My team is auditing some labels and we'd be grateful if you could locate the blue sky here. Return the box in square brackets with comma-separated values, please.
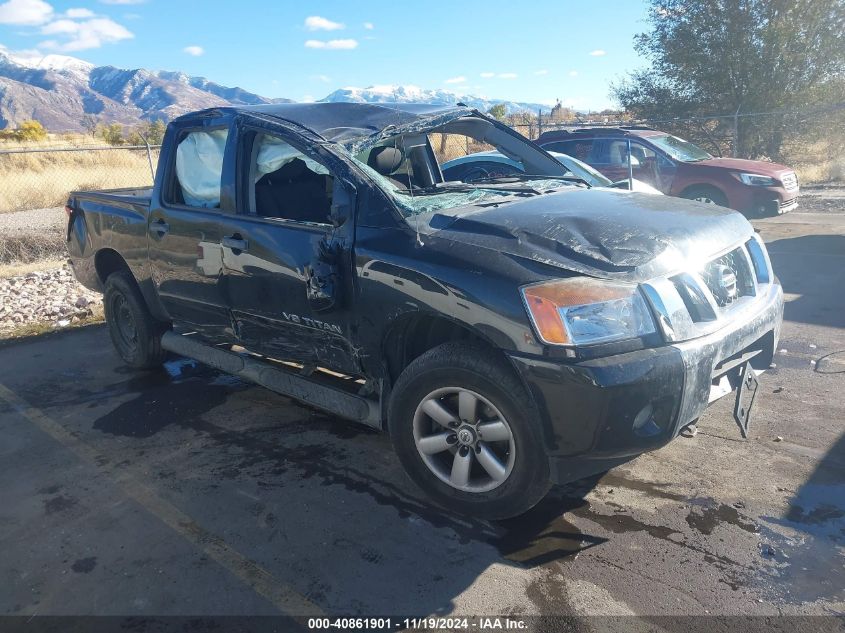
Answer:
[0, 0, 651, 110]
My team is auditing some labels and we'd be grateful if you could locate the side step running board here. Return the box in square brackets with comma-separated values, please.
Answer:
[161, 332, 381, 428]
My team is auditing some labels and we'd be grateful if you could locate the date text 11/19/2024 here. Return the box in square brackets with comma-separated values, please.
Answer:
[307, 617, 528, 630]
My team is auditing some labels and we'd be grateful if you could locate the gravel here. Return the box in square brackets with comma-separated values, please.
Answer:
[0, 264, 102, 334]
[798, 184, 845, 214]
[0, 207, 65, 238]
[0, 207, 67, 264]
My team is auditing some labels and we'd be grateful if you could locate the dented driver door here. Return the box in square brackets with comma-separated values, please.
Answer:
[218, 218, 357, 373]
[217, 124, 359, 375]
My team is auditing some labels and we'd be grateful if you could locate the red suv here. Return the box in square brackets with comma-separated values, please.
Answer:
[536, 127, 799, 216]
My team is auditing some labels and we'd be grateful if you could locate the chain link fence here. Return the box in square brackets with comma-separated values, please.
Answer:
[0, 144, 160, 214]
[429, 132, 496, 164]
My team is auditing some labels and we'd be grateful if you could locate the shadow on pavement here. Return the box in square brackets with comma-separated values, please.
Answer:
[766, 234, 845, 329]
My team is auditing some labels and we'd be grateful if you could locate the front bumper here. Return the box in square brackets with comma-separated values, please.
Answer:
[508, 281, 783, 484]
[732, 184, 799, 216]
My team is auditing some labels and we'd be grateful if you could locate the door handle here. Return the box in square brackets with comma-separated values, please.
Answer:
[221, 235, 249, 252]
[149, 218, 169, 236]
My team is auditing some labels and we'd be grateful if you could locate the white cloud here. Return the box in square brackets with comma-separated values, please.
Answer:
[0, 0, 53, 25]
[480, 71, 518, 79]
[444, 75, 466, 84]
[589, 49, 606, 56]
[304, 15, 344, 31]
[304, 38, 357, 50]
[183, 45, 203, 56]
[41, 18, 76, 33]
[311, 74, 331, 82]
[40, 17, 133, 51]
[65, 8, 94, 18]
[302, 94, 315, 102]
[568, 70, 579, 77]
[533, 69, 548, 76]
[363, 21, 373, 30]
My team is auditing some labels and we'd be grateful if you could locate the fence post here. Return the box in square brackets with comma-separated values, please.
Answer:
[732, 105, 741, 157]
[537, 108, 543, 139]
[140, 132, 155, 183]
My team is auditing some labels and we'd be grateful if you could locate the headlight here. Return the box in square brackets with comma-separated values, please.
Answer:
[521, 278, 656, 346]
[738, 173, 777, 186]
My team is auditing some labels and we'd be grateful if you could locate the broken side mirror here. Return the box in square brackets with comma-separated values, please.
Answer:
[308, 181, 354, 311]
[306, 238, 341, 312]
[329, 180, 356, 228]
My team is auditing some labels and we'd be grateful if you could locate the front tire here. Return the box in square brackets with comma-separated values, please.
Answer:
[388, 342, 551, 519]
[681, 185, 729, 208]
[103, 271, 168, 369]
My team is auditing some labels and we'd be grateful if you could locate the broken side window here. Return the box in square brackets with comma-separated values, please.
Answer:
[248, 133, 334, 224]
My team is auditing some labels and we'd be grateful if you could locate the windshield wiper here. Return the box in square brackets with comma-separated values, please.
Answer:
[467, 174, 592, 189]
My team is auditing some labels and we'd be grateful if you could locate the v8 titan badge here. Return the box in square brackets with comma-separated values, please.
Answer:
[734, 361, 760, 439]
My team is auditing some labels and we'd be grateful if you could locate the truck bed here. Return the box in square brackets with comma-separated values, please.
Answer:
[66, 187, 155, 293]
[70, 186, 153, 208]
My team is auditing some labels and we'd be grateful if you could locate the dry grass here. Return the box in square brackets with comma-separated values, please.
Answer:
[0, 140, 157, 214]
[0, 258, 67, 278]
[0, 233, 66, 265]
[0, 131, 97, 149]
[783, 138, 845, 185]
[430, 133, 496, 163]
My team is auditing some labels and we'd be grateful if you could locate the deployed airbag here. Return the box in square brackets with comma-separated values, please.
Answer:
[175, 129, 228, 207]
[255, 136, 329, 179]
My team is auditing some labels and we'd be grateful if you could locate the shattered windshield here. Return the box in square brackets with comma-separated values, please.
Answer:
[341, 112, 579, 217]
[354, 158, 575, 215]
[648, 134, 712, 162]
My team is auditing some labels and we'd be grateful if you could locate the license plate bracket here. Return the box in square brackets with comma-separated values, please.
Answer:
[733, 361, 760, 439]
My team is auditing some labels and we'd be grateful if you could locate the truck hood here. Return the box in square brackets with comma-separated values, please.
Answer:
[426, 188, 754, 281]
[694, 156, 794, 177]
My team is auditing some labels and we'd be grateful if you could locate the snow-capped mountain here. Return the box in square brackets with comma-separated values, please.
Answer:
[0, 51, 550, 132]
[0, 50, 291, 132]
[320, 85, 551, 115]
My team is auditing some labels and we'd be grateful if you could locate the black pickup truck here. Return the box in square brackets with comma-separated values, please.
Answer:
[67, 103, 783, 519]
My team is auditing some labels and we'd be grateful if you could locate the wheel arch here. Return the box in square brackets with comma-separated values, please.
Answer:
[381, 312, 505, 384]
[94, 248, 170, 322]
[679, 183, 728, 203]
[379, 314, 538, 424]
[94, 248, 131, 285]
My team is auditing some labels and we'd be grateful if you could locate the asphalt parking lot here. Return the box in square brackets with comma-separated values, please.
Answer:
[0, 208, 843, 625]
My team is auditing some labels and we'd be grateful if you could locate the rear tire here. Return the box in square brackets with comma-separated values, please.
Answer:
[103, 271, 168, 369]
[388, 342, 551, 519]
[681, 185, 729, 208]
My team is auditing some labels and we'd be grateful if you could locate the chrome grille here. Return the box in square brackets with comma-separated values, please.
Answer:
[781, 172, 798, 192]
[700, 248, 755, 307]
[642, 236, 773, 343]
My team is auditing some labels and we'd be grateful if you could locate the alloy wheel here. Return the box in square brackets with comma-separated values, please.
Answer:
[412, 387, 516, 493]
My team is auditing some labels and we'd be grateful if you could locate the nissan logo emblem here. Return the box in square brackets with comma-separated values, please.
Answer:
[714, 264, 738, 302]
